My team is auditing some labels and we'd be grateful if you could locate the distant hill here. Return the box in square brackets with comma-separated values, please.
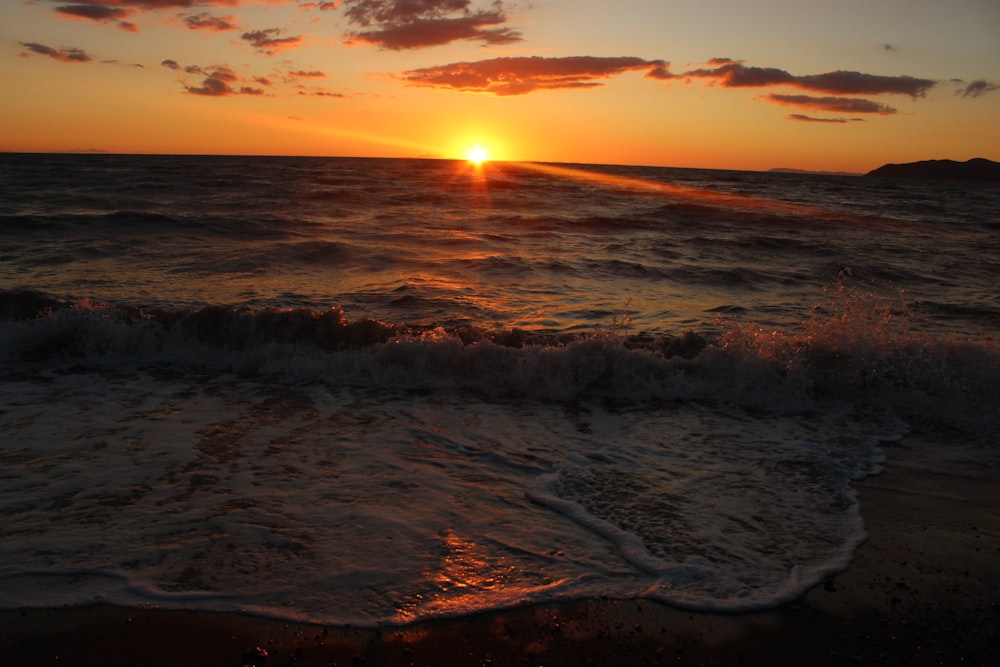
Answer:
[865, 158, 1000, 183]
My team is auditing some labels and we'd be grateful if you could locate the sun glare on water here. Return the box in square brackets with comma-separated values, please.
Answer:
[466, 145, 489, 165]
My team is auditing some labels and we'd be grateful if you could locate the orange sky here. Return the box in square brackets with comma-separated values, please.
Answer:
[1, 1, 998, 172]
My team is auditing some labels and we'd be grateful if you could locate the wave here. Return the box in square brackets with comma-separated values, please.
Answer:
[2, 288, 996, 433]
[0, 210, 298, 241]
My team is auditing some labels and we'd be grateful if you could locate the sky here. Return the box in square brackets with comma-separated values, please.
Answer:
[1, 0, 998, 172]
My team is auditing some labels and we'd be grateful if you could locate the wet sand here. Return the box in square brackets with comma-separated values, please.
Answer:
[3, 433, 998, 666]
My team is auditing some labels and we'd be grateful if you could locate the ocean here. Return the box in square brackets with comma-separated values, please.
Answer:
[1, 153, 997, 625]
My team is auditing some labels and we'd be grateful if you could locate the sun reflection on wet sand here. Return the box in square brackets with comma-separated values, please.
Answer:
[436, 531, 517, 592]
[393, 530, 560, 623]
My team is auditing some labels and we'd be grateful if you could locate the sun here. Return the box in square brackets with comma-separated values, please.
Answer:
[466, 145, 489, 165]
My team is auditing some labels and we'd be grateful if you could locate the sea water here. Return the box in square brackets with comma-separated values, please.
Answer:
[0, 154, 997, 625]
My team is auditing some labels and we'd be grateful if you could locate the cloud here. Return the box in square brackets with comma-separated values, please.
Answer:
[47, 1, 286, 8]
[766, 94, 897, 115]
[242, 28, 304, 54]
[299, 89, 345, 97]
[959, 79, 1000, 98]
[300, 1, 341, 10]
[182, 12, 238, 31]
[101, 58, 145, 67]
[19, 41, 92, 63]
[54, 3, 129, 20]
[54, 3, 139, 30]
[45, 2, 299, 30]
[679, 61, 936, 97]
[164, 59, 345, 98]
[182, 64, 266, 96]
[788, 114, 864, 123]
[342, 0, 522, 49]
[398, 56, 670, 95]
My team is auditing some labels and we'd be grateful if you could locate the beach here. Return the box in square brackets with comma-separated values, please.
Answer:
[2, 154, 998, 666]
[4, 431, 997, 666]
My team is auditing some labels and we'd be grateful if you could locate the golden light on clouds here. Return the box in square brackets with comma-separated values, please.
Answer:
[1, 1, 997, 170]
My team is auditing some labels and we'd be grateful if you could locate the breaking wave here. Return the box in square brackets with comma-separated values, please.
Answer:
[2, 287, 996, 432]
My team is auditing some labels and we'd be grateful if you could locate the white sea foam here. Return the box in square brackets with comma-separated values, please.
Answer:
[0, 368, 905, 624]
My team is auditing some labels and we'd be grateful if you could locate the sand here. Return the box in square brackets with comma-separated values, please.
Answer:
[3, 432, 998, 666]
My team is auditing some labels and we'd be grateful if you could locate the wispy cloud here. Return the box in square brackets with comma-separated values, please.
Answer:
[182, 12, 238, 31]
[160, 58, 346, 99]
[299, 89, 345, 98]
[242, 27, 304, 55]
[342, 0, 522, 50]
[397, 56, 670, 95]
[54, 3, 138, 31]
[19, 41, 92, 63]
[788, 114, 864, 123]
[45, 2, 298, 31]
[176, 64, 268, 97]
[958, 79, 1000, 98]
[766, 94, 897, 115]
[300, 1, 342, 10]
[675, 59, 935, 97]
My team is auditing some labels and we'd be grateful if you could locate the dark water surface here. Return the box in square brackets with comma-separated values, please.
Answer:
[0, 153, 996, 624]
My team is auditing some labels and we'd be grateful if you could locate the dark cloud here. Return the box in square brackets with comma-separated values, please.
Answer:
[799, 70, 935, 97]
[342, 0, 522, 49]
[788, 114, 864, 123]
[242, 28, 304, 54]
[54, 3, 139, 30]
[959, 79, 1000, 98]
[186, 77, 235, 96]
[183, 12, 238, 31]
[679, 61, 936, 97]
[101, 59, 145, 67]
[289, 70, 327, 78]
[398, 56, 671, 96]
[299, 1, 341, 10]
[163, 60, 275, 97]
[55, 3, 130, 20]
[45, 2, 298, 30]
[348, 14, 521, 49]
[767, 94, 897, 115]
[19, 41, 92, 63]
[184, 65, 267, 96]
[345, 0, 470, 25]
[47, 1, 262, 9]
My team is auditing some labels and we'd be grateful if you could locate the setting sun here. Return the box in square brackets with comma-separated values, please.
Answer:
[466, 145, 489, 165]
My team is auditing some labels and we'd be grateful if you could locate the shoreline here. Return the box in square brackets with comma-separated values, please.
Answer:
[3, 433, 997, 666]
